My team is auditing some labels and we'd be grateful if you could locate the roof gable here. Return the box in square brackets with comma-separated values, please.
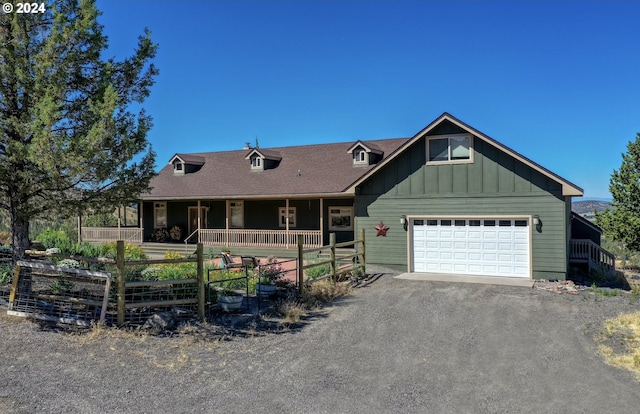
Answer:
[347, 113, 583, 197]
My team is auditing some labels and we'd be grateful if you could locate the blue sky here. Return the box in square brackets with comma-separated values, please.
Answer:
[96, 0, 640, 200]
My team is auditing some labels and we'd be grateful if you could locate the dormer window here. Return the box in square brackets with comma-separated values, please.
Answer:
[169, 154, 205, 175]
[173, 160, 184, 175]
[245, 148, 281, 171]
[347, 141, 382, 167]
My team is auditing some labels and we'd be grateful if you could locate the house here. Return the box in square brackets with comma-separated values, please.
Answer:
[81, 113, 613, 280]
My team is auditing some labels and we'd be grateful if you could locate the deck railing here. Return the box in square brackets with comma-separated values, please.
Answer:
[80, 227, 323, 249]
[569, 239, 615, 273]
[81, 227, 143, 244]
[199, 229, 322, 248]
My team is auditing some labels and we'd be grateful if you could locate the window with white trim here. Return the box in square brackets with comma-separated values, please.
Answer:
[279, 207, 296, 228]
[353, 149, 367, 164]
[251, 156, 262, 169]
[154, 202, 167, 228]
[427, 135, 472, 163]
[329, 207, 353, 231]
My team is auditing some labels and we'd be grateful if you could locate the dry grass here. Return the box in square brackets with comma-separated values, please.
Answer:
[276, 279, 353, 323]
[597, 311, 640, 380]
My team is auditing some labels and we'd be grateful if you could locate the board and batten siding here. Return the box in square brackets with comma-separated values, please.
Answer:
[355, 132, 569, 280]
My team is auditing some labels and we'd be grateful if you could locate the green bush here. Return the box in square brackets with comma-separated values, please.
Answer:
[36, 229, 71, 250]
[305, 261, 330, 279]
[0, 263, 13, 284]
[101, 242, 147, 260]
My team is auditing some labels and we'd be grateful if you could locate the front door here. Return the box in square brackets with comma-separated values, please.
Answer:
[188, 207, 208, 236]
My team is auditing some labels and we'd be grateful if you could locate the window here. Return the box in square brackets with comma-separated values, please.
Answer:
[329, 207, 353, 231]
[427, 135, 472, 163]
[229, 201, 243, 228]
[154, 202, 167, 229]
[251, 156, 262, 169]
[353, 149, 367, 164]
[454, 219, 466, 226]
[173, 161, 184, 175]
[279, 207, 296, 228]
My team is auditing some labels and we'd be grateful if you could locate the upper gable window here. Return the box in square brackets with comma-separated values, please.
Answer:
[427, 135, 472, 163]
[173, 161, 184, 175]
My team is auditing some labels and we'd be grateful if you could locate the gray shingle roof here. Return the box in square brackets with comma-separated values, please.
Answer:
[142, 138, 408, 200]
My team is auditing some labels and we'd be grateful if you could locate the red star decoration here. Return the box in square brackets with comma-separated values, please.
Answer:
[374, 221, 390, 237]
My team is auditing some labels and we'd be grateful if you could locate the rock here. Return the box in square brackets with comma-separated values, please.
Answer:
[142, 311, 177, 331]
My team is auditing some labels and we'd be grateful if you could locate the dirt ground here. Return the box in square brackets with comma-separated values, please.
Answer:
[1, 274, 640, 413]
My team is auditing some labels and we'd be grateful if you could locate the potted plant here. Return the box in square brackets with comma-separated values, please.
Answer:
[255, 257, 283, 298]
[216, 288, 244, 312]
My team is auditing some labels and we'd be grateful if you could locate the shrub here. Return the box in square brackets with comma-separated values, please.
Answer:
[151, 228, 170, 242]
[57, 259, 80, 269]
[256, 256, 284, 285]
[36, 229, 71, 250]
[0, 263, 13, 284]
[140, 266, 162, 281]
[0, 231, 10, 246]
[101, 242, 147, 260]
[50, 279, 75, 293]
[305, 260, 330, 279]
[164, 250, 183, 260]
[169, 225, 183, 241]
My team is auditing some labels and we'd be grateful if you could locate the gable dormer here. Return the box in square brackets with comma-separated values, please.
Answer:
[347, 141, 384, 167]
[245, 148, 282, 172]
[169, 154, 205, 175]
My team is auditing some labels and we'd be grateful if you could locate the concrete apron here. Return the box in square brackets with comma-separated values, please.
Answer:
[395, 272, 535, 288]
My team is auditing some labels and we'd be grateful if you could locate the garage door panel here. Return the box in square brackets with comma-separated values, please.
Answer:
[412, 217, 530, 278]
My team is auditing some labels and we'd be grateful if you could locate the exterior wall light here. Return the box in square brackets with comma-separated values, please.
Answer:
[533, 215, 540, 225]
[400, 215, 407, 225]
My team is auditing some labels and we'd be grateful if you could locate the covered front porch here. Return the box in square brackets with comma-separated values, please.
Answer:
[80, 196, 355, 250]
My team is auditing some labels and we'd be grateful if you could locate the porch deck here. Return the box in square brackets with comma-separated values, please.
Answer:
[569, 239, 615, 274]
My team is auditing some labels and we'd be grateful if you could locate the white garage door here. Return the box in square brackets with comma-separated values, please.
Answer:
[412, 218, 530, 278]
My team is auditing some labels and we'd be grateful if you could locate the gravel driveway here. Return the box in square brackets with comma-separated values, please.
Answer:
[2, 274, 640, 413]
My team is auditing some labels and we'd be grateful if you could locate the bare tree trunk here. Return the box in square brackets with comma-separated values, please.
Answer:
[10, 205, 31, 295]
[10, 206, 30, 262]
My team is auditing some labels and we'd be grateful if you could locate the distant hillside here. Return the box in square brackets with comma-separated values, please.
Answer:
[572, 200, 612, 219]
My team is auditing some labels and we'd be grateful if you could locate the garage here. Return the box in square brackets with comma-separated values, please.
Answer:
[412, 218, 530, 278]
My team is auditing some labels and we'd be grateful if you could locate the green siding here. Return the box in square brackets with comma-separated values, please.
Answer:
[356, 133, 570, 280]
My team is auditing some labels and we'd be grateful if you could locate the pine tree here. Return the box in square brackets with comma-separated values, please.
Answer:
[0, 0, 158, 260]
[595, 133, 640, 251]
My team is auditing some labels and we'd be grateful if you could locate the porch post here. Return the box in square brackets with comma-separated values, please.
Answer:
[77, 215, 82, 243]
[117, 207, 122, 241]
[320, 198, 324, 245]
[197, 200, 201, 243]
[285, 198, 290, 249]
[225, 200, 229, 247]
[139, 201, 144, 243]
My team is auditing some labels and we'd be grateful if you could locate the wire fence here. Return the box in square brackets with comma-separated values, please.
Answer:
[8, 260, 111, 326]
[2, 232, 366, 327]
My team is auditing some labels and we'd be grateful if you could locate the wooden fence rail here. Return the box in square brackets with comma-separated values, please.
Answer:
[297, 229, 366, 292]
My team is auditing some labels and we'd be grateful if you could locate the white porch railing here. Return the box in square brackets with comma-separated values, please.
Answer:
[81, 227, 143, 244]
[199, 229, 322, 248]
[569, 239, 615, 273]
